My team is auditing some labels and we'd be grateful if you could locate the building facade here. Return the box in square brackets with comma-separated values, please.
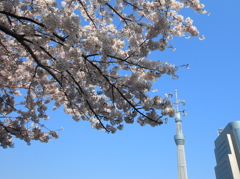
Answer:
[214, 121, 240, 179]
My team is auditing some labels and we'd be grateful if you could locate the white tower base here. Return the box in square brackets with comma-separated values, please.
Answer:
[177, 145, 188, 179]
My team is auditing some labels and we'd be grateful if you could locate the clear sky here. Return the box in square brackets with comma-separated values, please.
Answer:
[1, 0, 240, 179]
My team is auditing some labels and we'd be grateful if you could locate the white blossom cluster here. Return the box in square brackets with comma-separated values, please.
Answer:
[56, 58, 70, 71]
[0, 0, 206, 148]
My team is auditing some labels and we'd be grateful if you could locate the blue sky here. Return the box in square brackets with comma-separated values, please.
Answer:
[1, 0, 240, 179]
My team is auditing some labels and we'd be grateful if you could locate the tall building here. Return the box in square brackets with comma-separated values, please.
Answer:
[214, 121, 240, 179]
[174, 89, 188, 179]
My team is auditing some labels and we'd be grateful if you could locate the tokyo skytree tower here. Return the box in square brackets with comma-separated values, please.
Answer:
[174, 89, 188, 179]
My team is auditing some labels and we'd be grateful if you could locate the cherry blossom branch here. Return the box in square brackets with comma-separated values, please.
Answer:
[0, 122, 19, 135]
[31, 43, 109, 131]
[107, 54, 159, 71]
[83, 55, 163, 125]
[0, 0, 206, 147]
[122, 0, 142, 10]
[105, 3, 132, 25]
[0, 94, 17, 112]
[38, 46, 106, 130]
[0, 24, 63, 87]
[6, 86, 30, 89]
[64, 71, 110, 132]
[0, 11, 67, 44]
[0, 11, 46, 28]
[77, 0, 97, 29]
[84, 50, 160, 72]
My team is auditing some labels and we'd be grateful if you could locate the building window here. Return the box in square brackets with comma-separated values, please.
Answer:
[216, 161, 226, 170]
[234, 128, 240, 149]
[217, 146, 227, 157]
[218, 151, 228, 161]
[216, 141, 226, 152]
[219, 172, 229, 179]
[217, 166, 228, 176]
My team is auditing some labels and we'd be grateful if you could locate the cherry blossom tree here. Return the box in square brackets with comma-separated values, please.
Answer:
[0, 0, 207, 148]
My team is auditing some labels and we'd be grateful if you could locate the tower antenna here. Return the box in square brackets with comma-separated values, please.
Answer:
[175, 89, 179, 112]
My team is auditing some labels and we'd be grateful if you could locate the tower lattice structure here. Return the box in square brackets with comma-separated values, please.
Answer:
[174, 89, 188, 179]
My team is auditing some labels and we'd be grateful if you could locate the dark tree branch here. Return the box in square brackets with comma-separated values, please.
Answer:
[83, 55, 163, 125]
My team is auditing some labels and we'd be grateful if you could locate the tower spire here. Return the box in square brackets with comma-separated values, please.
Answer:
[175, 89, 179, 112]
[174, 89, 188, 179]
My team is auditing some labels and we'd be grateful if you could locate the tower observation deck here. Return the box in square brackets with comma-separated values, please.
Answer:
[174, 89, 188, 179]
